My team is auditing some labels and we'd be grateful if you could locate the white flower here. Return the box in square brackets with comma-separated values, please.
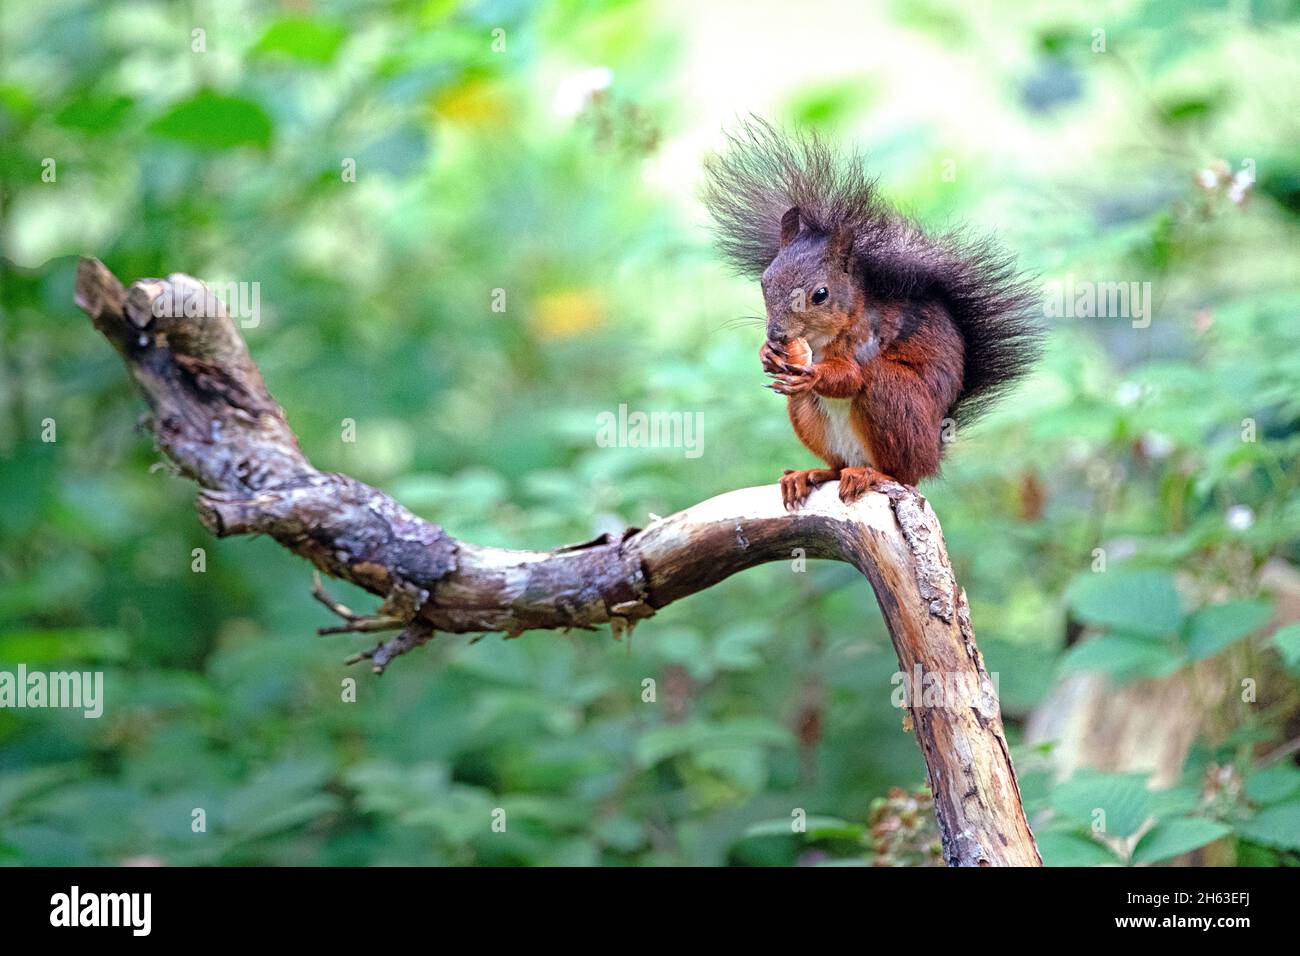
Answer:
[1140, 432, 1175, 460]
[1227, 170, 1252, 206]
[1225, 504, 1255, 531]
[1115, 381, 1144, 407]
[553, 66, 613, 118]
[1195, 168, 1220, 190]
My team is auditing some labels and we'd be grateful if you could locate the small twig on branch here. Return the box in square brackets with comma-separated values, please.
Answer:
[74, 258, 1040, 866]
[311, 571, 406, 638]
[312, 571, 360, 622]
[344, 619, 437, 673]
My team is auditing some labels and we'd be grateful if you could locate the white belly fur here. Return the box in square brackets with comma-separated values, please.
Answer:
[816, 396, 870, 467]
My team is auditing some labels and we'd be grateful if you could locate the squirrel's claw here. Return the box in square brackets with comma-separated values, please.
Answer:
[759, 341, 787, 375]
[768, 372, 817, 395]
[780, 470, 811, 510]
[837, 466, 890, 504]
[780, 467, 839, 510]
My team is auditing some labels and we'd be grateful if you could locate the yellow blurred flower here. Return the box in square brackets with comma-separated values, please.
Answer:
[532, 288, 605, 340]
[432, 77, 510, 127]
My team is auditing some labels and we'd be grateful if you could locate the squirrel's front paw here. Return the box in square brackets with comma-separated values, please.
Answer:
[767, 363, 819, 395]
[760, 340, 787, 375]
[760, 337, 811, 376]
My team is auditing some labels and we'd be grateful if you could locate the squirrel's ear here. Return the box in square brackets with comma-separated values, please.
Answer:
[828, 227, 854, 273]
[779, 207, 801, 248]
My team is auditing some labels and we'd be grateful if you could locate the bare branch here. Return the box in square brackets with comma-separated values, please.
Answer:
[74, 258, 1040, 866]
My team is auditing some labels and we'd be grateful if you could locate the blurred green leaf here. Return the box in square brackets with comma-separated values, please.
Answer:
[0, 764, 80, 817]
[254, 19, 348, 63]
[0, 440, 57, 537]
[1182, 599, 1272, 660]
[635, 718, 792, 768]
[1066, 569, 1184, 638]
[745, 816, 864, 840]
[1131, 817, 1231, 864]
[1272, 623, 1300, 673]
[0, 628, 128, 664]
[0, 824, 91, 865]
[224, 759, 333, 837]
[1244, 764, 1300, 807]
[148, 90, 273, 150]
[1236, 801, 1300, 851]
[1038, 831, 1120, 866]
[1059, 634, 1184, 681]
[54, 94, 133, 133]
[1051, 772, 1152, 838]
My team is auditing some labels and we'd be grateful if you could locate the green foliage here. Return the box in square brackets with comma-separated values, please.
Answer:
[1236, 803, 1300, 851]
[1184, 600, 1273, 661]
[1272, 624, 1300, 674]
[1, 0, 1298, 865]
[148, 92, 276, 151]
[1063, 570, 1277, 682]
[254, 19, 349, 64]
[1026, 758, 1291, 866]
[1066, 569, 1184, 639]
[1132, 818, 1233, 865]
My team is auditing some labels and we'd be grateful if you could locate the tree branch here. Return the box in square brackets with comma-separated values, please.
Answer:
[74, 257, 1041, 866]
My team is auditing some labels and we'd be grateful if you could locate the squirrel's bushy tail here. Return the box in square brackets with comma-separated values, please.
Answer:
[702, 117, 1042, 425]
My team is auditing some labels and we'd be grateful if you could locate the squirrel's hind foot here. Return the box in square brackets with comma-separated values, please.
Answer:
[780, 467, 840, 511]
[836, 466, 892, 504]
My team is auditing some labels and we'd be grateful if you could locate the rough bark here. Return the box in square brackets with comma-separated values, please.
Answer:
[74, 257, 1041, 866]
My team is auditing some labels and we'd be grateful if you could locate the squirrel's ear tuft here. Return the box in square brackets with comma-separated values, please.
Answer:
[779, 206, 802, 247]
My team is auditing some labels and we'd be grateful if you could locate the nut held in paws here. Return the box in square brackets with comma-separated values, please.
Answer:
[784, 336, 811, 367]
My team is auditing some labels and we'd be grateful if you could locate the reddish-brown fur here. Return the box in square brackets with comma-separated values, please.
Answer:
[860, 302, 964, 484]
[765, 299, 964, 508]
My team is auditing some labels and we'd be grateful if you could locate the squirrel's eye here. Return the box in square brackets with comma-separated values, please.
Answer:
[811, 287, 829, 305]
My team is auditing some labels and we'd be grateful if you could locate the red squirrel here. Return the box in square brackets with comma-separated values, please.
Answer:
[704, 120, 1042, 509]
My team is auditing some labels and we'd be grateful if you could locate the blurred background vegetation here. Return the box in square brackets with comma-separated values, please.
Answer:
[1, 0, 1299, 866]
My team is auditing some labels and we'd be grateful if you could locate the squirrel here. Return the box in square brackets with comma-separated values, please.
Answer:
[703, 119, 1042, 509]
